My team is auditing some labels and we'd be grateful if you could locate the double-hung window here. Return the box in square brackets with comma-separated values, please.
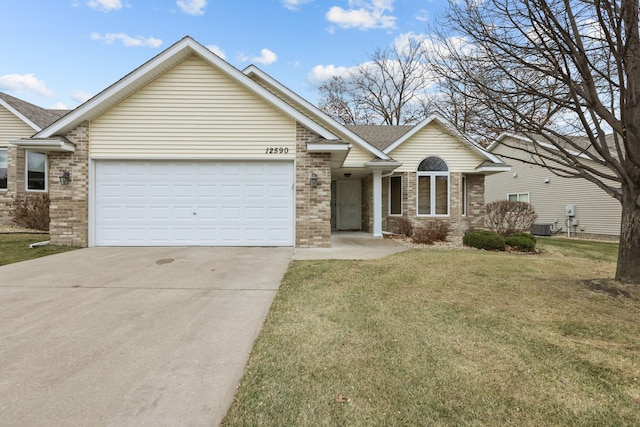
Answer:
[0, 148, 7, 190]
[26, 151, 47, 191]
[417, 157, 449, 216]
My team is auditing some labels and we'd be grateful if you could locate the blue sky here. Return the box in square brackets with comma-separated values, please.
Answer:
[0, 0, 448, 110]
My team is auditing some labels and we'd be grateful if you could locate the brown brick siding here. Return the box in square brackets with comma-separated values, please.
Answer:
[295, 123, 331, 248]
[361, 175, 373, 232]
[381, 172, 486, 235]
[48, 122, 89, 247]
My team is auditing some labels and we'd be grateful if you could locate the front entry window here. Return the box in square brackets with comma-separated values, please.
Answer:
[26, 151, 47, 191]
[0, 148, 7, 190]
[417, 157, 449, 216]
[389, 175, 402, 215]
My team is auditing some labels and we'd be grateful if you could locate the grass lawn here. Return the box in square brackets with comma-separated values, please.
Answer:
[223, 239, 640, 426]
[0, 234, 78, 266]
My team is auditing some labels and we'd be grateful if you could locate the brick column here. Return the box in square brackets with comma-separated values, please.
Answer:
[48, 122, 89, 247]
[295, 123, 331, 248]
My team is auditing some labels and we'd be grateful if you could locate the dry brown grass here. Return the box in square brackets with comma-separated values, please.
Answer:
[223, 242, 640, 426]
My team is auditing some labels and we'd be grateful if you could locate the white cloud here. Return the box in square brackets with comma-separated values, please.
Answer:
[251, 49, 278, 65]
[326, 0, 397, 30]
[71, 90, 94, 103]
[51, 102, 68, 109]
[283, 0, 313, 10]
[176, 0, 207, 15]
[415, 9, 429, 22]
[393, 32, 427, 53]
[206, 45, 226, 60]
[393, 32, 469, 57]
[90, 32, 163, 48]
[307, 64, 354, 86]
[87, 0, 123, 12]
[0, 73, 54, 97]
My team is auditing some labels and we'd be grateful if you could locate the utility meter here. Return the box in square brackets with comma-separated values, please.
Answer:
[565, 205, 576, 217]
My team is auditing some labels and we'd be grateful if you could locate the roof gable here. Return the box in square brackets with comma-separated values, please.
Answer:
[243, 65, 391, 160]
[0, 92, 67, 131]
[35, 37, 339, 140]
[384, 114, 504, 165]
[345, 125, 413, 151]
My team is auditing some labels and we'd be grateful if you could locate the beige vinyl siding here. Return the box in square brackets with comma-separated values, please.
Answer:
[90, 54, 296, 158]
[344, 144, 375, 165]
[387, 123, 484, 172]
[0, 106, 36, 145]
[249, 74, 379, 161]
[486, 139, 621, 236]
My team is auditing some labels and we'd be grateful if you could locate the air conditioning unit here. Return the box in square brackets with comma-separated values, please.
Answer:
[531, 224, 552, 236]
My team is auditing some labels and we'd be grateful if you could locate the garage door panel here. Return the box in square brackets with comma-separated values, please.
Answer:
[95, 160, 293, 246]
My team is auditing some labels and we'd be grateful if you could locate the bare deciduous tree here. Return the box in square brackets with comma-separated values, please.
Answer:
[431, 0, 640, 283]
[318, 38, 433, 125]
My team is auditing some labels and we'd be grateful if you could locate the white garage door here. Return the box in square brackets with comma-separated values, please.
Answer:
[94, 160, 294, 246]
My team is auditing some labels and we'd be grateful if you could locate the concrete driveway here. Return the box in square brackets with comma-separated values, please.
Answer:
[0, 246, 292, 426]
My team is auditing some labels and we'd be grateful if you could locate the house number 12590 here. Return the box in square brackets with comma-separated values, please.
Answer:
[265, 147, 289, 154]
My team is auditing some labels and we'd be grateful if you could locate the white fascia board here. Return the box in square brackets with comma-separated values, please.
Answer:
[0, 99, 41, 131]
[364, 160, 403, 169]
[475, 165, 511, 173]
[307, 143, 351, 152]
[243, 65, 392, 161]
[34, 40, 195, 138]
[11, 138, 75, 152]
[36, 37, 338, 141]
[496, 132, 593, 161]
[489, 132, 531, 151]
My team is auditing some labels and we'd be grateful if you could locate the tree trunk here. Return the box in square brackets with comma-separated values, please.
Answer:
[616, 185, 640, 284]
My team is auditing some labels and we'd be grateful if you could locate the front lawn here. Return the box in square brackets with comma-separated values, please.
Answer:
[223, 240, 640, 426]
[0, 234, 78, 266]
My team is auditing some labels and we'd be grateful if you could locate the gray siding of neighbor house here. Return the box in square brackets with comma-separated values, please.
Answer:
[0, 106, 36, 224]
[485, 138, 622, 238]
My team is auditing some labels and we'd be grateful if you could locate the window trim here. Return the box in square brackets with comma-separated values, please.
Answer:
[507, 192, 530, 203]
[416, 157, 450, 217]
[389, 175, 403, 216]
[25, 151, 48, 192]
[0, 148, 7, 191]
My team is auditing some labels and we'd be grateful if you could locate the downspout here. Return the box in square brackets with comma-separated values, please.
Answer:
[29, 240, 50, 249]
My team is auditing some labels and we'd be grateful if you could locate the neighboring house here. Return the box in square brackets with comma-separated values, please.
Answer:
[485, 133, 622, 239]
[0, 92, 67, 223]
[2, 36, 508, 248]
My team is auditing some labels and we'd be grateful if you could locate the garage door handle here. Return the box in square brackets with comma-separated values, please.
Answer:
[193, 212, 197, 216]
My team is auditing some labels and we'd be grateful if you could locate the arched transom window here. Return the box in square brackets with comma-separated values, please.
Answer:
[417, 156, 449, 216]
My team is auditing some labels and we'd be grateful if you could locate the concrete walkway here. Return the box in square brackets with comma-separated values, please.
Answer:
[293, 231, 408, 260]
[0, 246, 292, 427]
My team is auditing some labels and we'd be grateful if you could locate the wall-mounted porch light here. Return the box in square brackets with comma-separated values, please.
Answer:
[59, 171, 71, 185]
[310, 172, 318, 188]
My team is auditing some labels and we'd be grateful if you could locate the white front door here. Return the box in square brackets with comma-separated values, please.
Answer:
[93, 160, 294, 246]
[336, 180, 361, 230]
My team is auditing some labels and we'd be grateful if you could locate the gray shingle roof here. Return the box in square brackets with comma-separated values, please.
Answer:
[345, 125, 414, 151]
[0, 92, 69, 129]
